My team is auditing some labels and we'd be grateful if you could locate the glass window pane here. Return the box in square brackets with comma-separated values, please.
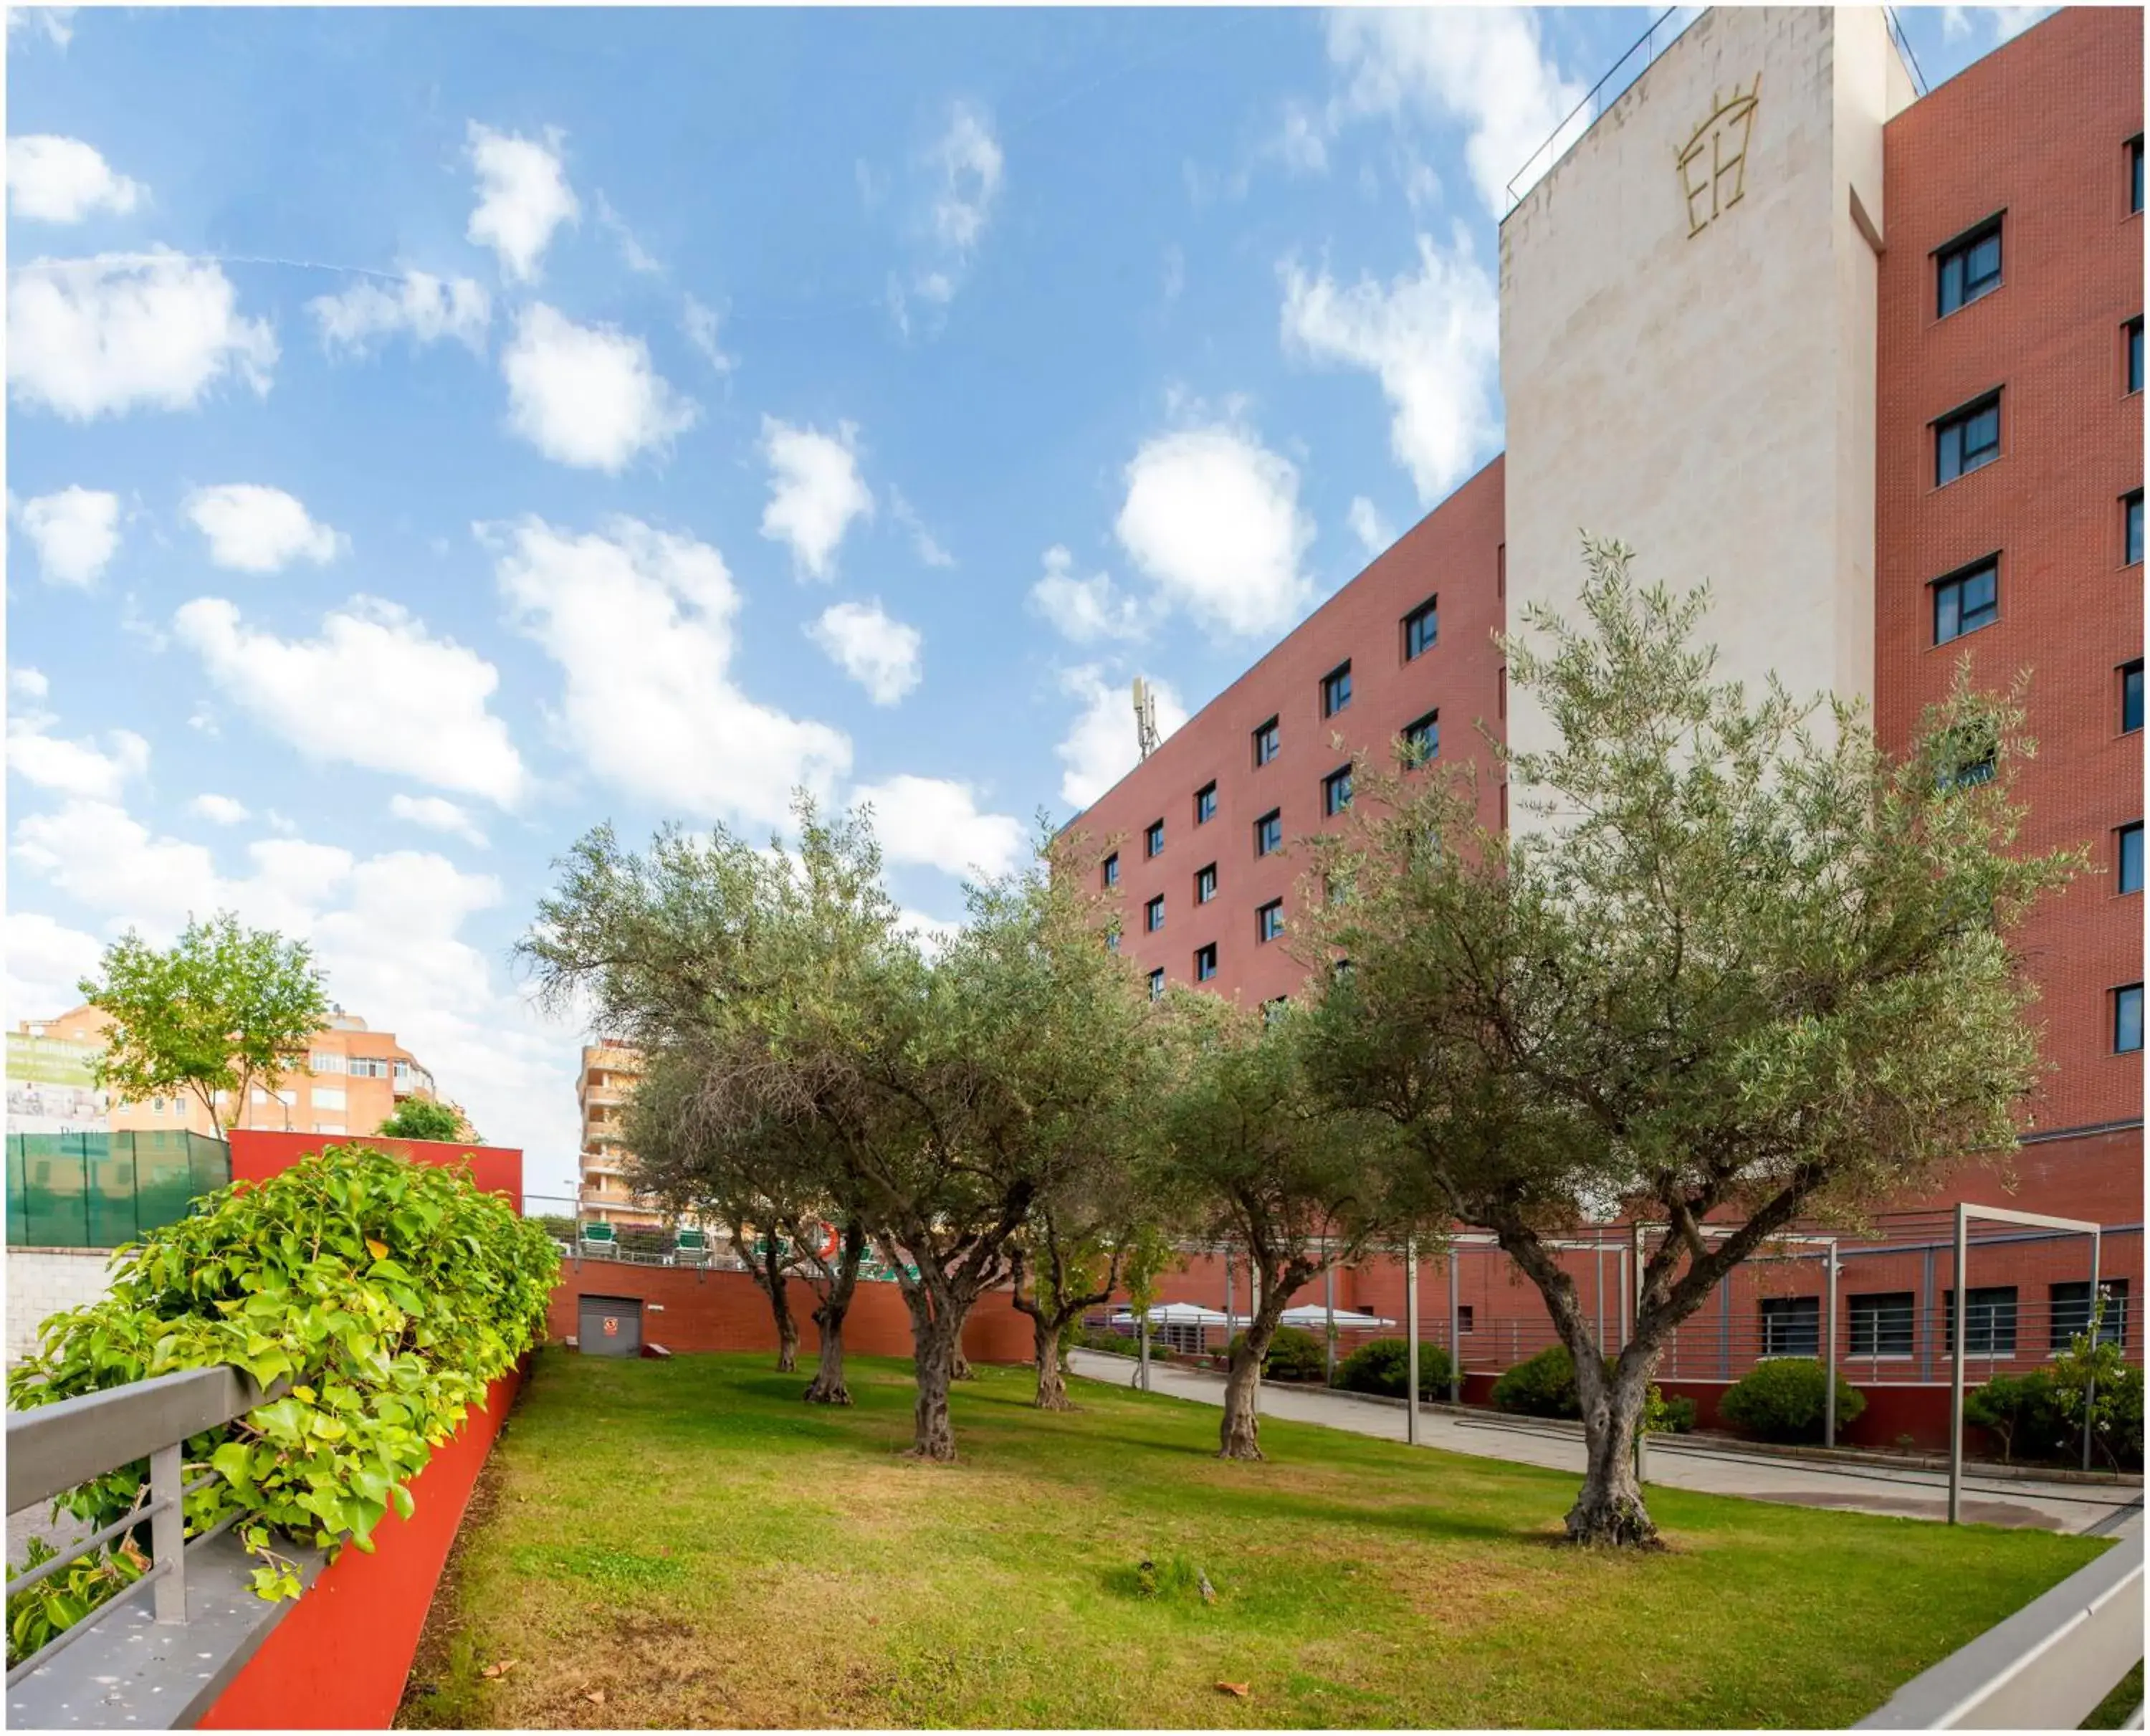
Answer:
[2121, 826, 2143, 893]
[2117, 985, 2144, 1053]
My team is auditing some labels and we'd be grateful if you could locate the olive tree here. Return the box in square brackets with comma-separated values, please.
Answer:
[1155, 993, 1403, 1460]
[1301, 538, 2080, 1544]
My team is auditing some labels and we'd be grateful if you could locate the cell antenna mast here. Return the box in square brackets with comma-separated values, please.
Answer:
[1132, 677, 1160, 760]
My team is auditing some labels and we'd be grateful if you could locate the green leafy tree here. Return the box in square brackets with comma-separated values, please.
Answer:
[1301, 538, 2079, 1544]
[7, 1145, 556, 1652]
[375, 1098, 469, 1143]
[78, 913, 330, 1136]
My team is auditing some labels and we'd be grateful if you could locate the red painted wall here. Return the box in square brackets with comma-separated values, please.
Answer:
[229, 1129, 525, 1212]
[545, 1262, 1035, 1365]
[199, 1362, 522, 1730]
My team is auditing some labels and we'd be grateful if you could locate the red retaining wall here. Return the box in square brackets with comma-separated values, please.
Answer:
[198, 1363, 522, 1730]
[546, 1262, 1034, 1364]
[229, 1130, 525, 1211]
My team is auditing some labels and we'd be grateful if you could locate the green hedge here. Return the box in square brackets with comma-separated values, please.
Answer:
[1487, 1344, 1696, 1434]
[1228, 1325, 1327, 1381]
[6, 1145, 558, 1660]
[1719, 1359, 1866, 1444]
[1333, 1336, 1465, 1399]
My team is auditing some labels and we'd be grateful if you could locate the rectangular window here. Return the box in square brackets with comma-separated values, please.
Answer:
[309, 1051, 346, 1074]
[1933, 558, 1998, 644]
[314, 1121, 347, 1136]
[1145, 819, 1165, 858]
[1403, 597, 1438, 661]
[1457, 1305, 1475, 1334]
[250, 1088, 268, 1105]
[2125, 661, 2145, 733]
[1195, 782, 1217, 825]
[1944, 1286, 2020, 1355]
[1148, 968, 1165, 1001]
[2126, 491, 2144, 566]
[1261, 995, 1289, 1027]
[1404, 710, 1440, 765]
[1257, 900, 1284, 943]
[1255, 809, 1281, 857]
[1322, 766, 1353, 817]
[1253, 717, 1279, 766]
[2121, 823, 2144, 895]
[1848, 1292, 1915, 1358]
[312, 1086, 348, 1111]
[392, 1060, 411, 1081]
[1936, 220, 2002, 317]
[1195, 864, 1217, 904]
[2128, 317, 2144, 394]
[2133, 134, 2144, 214]
[1145, 895, 1165, 933]
[1102, 852, 1119, 889]
[1194, 943, 1218, 982]
[1935, 394, 2000, 485]
[2117, 983, 2144, 1053]
[275, 1089, 297, 1106]
[1759, 1296, 1820, 1358]
[1322, 662, 1352, 717]
[1105, 930, 1119, 953]
[2051, 1279, 2129, 1351]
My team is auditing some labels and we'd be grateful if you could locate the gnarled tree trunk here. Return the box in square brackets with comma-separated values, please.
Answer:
[1220, 1287, 1290, 1460]
[909, 1311, 962, 1460]
[1567, 1348, 1658, 1545]
[950, 1345, 975, 1382]
[1032, 1318, 1070, 1410]
[741, 1224, 799, 1374]
[803, 1220, 868, 1405]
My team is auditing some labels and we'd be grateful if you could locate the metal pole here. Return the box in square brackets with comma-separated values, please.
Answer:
[150, 1443, 184, 1623]
[1324, 1262, 1337, 1387]
[1719, 1275, 1730, 1380]
[1825, 1241, 1839, 1450]
[1949, 1203, 1967, 1525]
[1138, 1309, 1151, 1392]
[1595, 1243, 1605, 1352]
[1223, 1252, 1233, 1349]
[1448, 1250, 1461, 1404]
[1619, 1243, 1630, 1351]
[1405, 1237, 1420, 1446]
[2083, 1230, 2102, 1472]
[1251, 1262, 1262, 1416]
[1633, 1221, 1648, 1484]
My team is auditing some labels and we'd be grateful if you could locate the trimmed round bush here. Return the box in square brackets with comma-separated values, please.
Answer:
[1720, 1359, 1866, 1444]
[1333, 1336, 1465, 1400]
[1228, 1325, 1328, 1381]
[1491, 1345, 1581, 1418]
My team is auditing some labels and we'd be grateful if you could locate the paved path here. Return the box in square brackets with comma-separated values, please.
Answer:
[1066, 1350, 2143, 1538]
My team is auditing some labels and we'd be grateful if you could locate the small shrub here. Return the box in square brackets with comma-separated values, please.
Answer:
[1333, 1336, 1464, 1400]
[1491, 1345, 1580, 1418]
[1228, 1326, 1328, 1381]
[1077, 1327, 1138, 1357]
[1720, 1359, 1866, 1444]
[1649, 1392, 1698, 1435]
[1965, 1369, 2064, 1464]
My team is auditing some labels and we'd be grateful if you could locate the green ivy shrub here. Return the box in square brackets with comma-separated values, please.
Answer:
[5, 1144, 558, 1659]
[1964, 1369, 2065, 1464]
[1652, 1392, 1698, 1435]
[1227, 1326, 1327, 1382]
[1332, 1336, 1465, 1400]
[1487, 1344, 1693, 1435]
[1719, 1359, 1866, 1444]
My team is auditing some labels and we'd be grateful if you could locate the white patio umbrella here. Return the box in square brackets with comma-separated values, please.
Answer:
[1277, 1305, 1395, 1330]
[1109, 1302, 1238, 1327]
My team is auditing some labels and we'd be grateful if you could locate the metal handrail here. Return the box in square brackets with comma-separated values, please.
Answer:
[6, 1365, 285, 1687]
[1855, 1536, 2142, 1727]
[1503, 6, 1698, 216]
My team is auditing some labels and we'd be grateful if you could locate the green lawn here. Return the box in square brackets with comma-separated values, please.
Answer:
[400, 1349, 2113, 1730]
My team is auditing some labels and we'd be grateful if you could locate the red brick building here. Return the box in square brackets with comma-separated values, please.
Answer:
[1073, 7, 2142, 1431]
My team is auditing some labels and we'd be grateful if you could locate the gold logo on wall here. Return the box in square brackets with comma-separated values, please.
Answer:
[1678, 77, 1761, 237]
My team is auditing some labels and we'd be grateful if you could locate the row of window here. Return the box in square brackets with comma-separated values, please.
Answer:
[1762, 1280, 2128, 1359]
[1112, 716, 1441, 883]
[1934, 534, 2147, 650]
[1140, 888, 1289, 941]
[309, 1051, 408, 1080]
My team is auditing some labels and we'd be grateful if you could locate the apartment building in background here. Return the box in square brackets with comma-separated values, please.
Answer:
[1074, 6, 2142, 1389]
[576, 1040, 663, 1227]
[6, 1003, 451, 1140]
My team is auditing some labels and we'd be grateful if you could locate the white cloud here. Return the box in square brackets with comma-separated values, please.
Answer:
[172, 596, 528, 806]
[307, 270, 489, 358]
[1028, 545, 1145, 644]
[6, 135, 144, 222]
[895, 907, 962, 958]
[188, 793, 249, 825]
[1944, 4, 2051, 41]
[465, 121, 578, 282]
[7, 910, 103, 1017]
[1279, 229, 1500, 506]
[595, 191, 660, 275]
[14, 485, 120, 586]
[889, 100, 1004, 325]
[1347, 495, 1393, 556]
[1324, 8, 1585, 216]
[7, 250, 277, 419]
[388, 793, 489, 848]
[9, 797, 575, 1171]
[183, 483, 346, 572]
[1114, 424, 1315, 639]
[853, 775, 1028, 879]
[488, 514, 851, 829]
[7, 8, 75, 48]
[807, 600, 922, 706]
[1055, 664, 1190, 809]
[759, 416, 873, 580]
[6, 684, 149, 801]
[681, 294, 733, 373]
[500, 302, 697, 472]
[889, 486, 953, 568]
[1271, 105, 1329, 176]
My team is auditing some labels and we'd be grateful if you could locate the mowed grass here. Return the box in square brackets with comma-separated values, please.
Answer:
[399, 1348, 2112, 1730]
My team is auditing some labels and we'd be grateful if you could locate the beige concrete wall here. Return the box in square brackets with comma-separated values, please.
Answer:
[6, 1246, 115, 1360]
[1499, 7, 1914, 826]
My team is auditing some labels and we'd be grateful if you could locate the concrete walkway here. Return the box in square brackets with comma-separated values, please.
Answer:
[1066, 1349, 2144, 1538]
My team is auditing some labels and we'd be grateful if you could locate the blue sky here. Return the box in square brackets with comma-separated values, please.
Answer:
[5, 4, 2030, 1194]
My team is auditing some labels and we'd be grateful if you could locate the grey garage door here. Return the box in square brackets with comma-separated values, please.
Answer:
[578, 1294, 643, 1357]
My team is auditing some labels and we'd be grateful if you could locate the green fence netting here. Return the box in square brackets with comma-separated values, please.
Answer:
[6, 1130, 231, 1249]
